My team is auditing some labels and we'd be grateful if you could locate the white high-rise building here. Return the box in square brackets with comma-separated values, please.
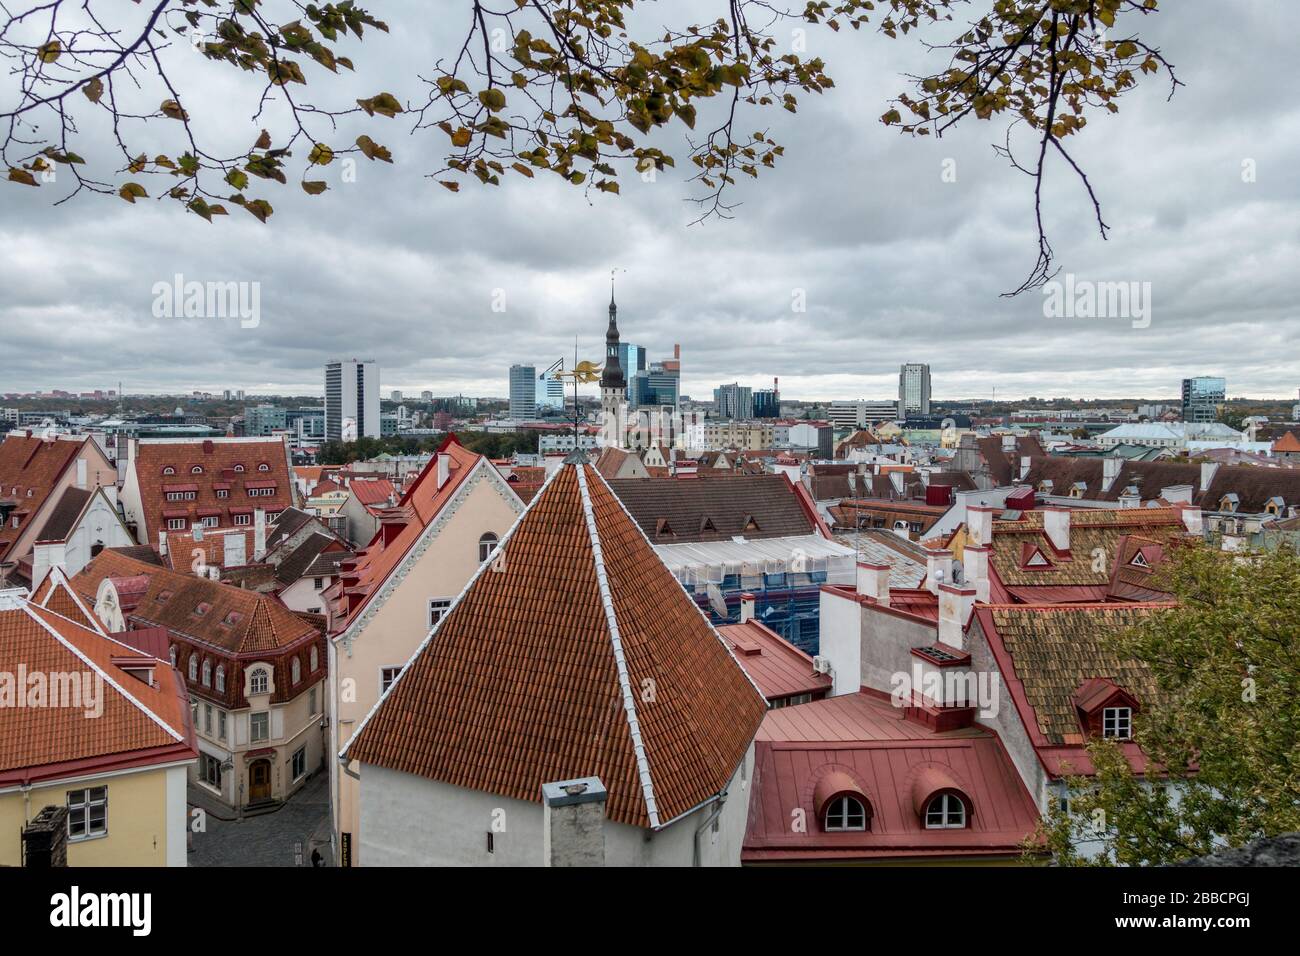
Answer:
[325, 359, 380, 441]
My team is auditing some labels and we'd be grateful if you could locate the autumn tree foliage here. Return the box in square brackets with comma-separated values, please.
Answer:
[2, 1, 1176, 290]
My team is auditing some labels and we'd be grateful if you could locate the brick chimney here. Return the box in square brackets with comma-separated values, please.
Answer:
[963, 545, 991, 603]
[966, 505, 998, 547]
[938, 584, 976, 650]
[855, 562, 891, 606]
[1042, 507, 1071, 552]
[542, 777, 606, 867]
[1101, 457, 1122, 493]
[924, 550, 953, 595]
[253, 508, 267, 561]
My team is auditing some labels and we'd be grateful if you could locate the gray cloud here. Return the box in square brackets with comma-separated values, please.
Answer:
[2, 0, 1297, 401]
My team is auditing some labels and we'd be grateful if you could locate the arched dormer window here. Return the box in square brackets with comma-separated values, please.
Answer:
[162, 466, 176, 476]
[233, 464, 246, 473]
[824, 795, 868, 832]
[478, 532, 499, 563]
[924, 793, 968, 829]
[249, 667, 269, 695]
[814, 771, 872, 833]
[169, 645, 178, 666]
[188, 654, 198, 682]
[309, 646, 318, 673]
[191, 465, 204, 475]
[291, 656, 301, 685]
[258, 462, 270, 472]
[215, 665, 225, 693]
[201, 660, 212, 687]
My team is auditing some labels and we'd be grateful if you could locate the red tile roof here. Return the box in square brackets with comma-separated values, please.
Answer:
[0, 434, 84, 560]
[131, 438, 295, 543]
[0, 597, 196, 787]
[1273, 432, 1300, 453]
[343, 462, 768, 829]
[744, 692, 1040, 862]
[69, 549, 319, 655]
[718, 620, 831, 702]
[348, 479, 397, 511]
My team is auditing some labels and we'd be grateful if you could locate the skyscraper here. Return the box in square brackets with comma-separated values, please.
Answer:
[509, 364, 538, 420]
[325, 359, 380, 440]
[898, 363, 932, 418]
[713, 383, 754, 420]
[1181, 376, 1225, 423]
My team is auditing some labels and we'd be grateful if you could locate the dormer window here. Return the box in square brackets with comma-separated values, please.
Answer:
[1102, 706, 1133, 740]
[258, 462, 270, 472]
[824, 796, 868, 832]
[1070, 481, 1086, 499]
[924, 793, 968, 829]
[1038, 479, 1054, 494]
[191, 465, 204, 475]
[187, 655, 198, 681]
[193, 601, 212, 618]
[162, 466, 176, 476]
[249, 667, 269, 695]
[201, 660, 212, 687]
[1264, 496, 1284, 516]
[1219, 494, 1238, 513]
[233, 464, 246, 473]
[1129, 550, 1151, 569]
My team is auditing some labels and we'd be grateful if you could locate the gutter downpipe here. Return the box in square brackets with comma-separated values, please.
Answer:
[691, 790, 728, 867]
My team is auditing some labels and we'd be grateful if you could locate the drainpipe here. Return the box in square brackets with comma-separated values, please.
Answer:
[692, 791, 727, 867]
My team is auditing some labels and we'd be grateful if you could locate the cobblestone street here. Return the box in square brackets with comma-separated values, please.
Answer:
[188, 770, 333, 867]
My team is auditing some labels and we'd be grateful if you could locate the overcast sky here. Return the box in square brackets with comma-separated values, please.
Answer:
[2, 0, 1297, 403]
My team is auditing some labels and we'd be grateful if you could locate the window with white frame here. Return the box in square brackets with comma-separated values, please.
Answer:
[291, 746, 306, 781]
[67, 786, 107, 840]
[203, 704, 213, 735]
[308, 687, 317, 716]
[201, 660, 211, 686]
[167, 518, 186, 531]
[1102, 706, 1133, 739]
[380, 666, 402, 695]
[309, 646, 318, 672]
[428, 598, 451, 628]
[218, 710, 227, 741]
[249, 667, 269, 695]
[199, 753, 222, 789]
[478, 532, 499, 563]
[925, 793, 967, 829]
[824, 795, 867, 832]
[202, 516, 219, 528]
[233, 513, 251, 526]
[250, 711, 269, 742]
[291, 656, 301, 685]
[215, 664, 225, 693]
[188, 655, 198, 681]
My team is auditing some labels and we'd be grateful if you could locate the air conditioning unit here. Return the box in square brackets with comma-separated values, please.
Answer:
[812, 656, 832, 675]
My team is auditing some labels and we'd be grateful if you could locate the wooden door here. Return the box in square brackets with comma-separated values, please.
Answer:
[249, 760, 271, 801]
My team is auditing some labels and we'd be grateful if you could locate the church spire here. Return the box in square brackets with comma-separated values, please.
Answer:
[601, 271, 624, 390]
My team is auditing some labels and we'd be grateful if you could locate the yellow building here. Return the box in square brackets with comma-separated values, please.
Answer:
[0, 574, 196, 867]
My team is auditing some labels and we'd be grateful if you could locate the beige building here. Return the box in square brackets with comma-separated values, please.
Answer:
[326, 438, 524, 865]
[703, 420, 774, 452]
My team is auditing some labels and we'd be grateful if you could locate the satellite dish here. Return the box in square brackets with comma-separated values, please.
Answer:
[705, 583, 728, 618]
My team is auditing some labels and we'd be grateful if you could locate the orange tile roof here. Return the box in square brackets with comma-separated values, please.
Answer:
[329, 438, 506, 632]
[1274, 431, 1300, 453]
[343, 461, 768, 829]
[0, 597, 195, 786]
[348, 479, 397, 509]
[718, 620, 832, 702]
[0, 434, 84, 560]
[131, 438, 295, 543]
[69, 549, 318, 655]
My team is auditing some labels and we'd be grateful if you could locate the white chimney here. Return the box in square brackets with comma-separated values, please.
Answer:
[76, 458, 88, 490]
[254, 508, 267, 561]
[855, 562, 891, 606]
[888, 471, 905, 495]
[1200, 461, 1219, 493]
[1179, 505, 1204, 536]
[1102, 457, 1122, 493]
[938, 584, 977, 650]
[1019, 456, 1032, 481]
[157, 530, 168, 557]
[1043, 507, 1071, 552]
[739, 592, 756, 623]
[436, 453, 450, 489]
[963, 545, 991, 603]
[924, 550, 953, 595]
[192, 524, 204, 542]
[542, 777, 606, 867]
[1160, 484, 1194, 505]
[966, 506, 997, 547]
[1001, 435, 1015, 452]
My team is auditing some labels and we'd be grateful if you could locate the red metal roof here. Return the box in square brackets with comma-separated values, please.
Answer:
[744, 692, 1041, 862]
[717, 620, 831, 702]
